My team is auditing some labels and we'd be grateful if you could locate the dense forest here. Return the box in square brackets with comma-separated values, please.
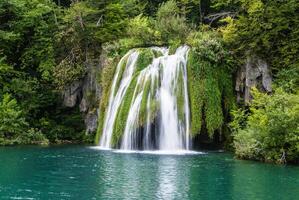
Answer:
[0, 0, 298, 164]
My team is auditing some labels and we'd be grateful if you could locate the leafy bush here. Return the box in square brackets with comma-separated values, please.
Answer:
[232, 88, 299, 163]
[119, 0, 192, 49]
[187, 29, 234, 67]
[0, 94, 49, 145]
[15, 128, 49, 145]
[120, 15, 161, 48]
[53, 48, 86, 89]
[0, 94, 28, 139]
[155, 0, 190, 44]
[275, 65, 299, 94]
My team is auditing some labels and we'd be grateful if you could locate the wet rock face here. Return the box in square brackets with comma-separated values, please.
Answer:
[236, 56, 272, 103]
[85, 112, 98, 133]
[63, 81, 82, 107]
[62, 54, 106, 133]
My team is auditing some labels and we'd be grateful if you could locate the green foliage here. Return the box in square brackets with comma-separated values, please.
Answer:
[53, 48, 86, 89]
[38, 106, 85, 143]
[0, 94, 28, 139]
[212, 0, 299, 162]
[136, 48, 154, 71]
[0, 0, 88, 145]
[229, 108, 248, 134]
[204, 67, 223, 135]
[275, 65, 299, 94]
[187, 31, 235, 137]
[119, 15, 160, 49]
[0, 93, 51, 145]
[187, 30, 232, 65]
[55, 0, 140, 89]
[14, 128, 49, 145]
[139, 0, 202, 24]
[0, 0, 57, 79]
[232, 88, 299, 163]
[119, 0, 193, 49]
[92, 2, 127, 43]
[218, 0, 299, 72]
[155, 0, 190, 43]
[187, 52, 204, 135]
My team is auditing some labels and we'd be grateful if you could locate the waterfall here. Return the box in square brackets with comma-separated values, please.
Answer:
[99, 46, 191, 151]
[100, 50, 139, 148]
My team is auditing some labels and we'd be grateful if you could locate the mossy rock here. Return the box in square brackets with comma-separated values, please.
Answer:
[136, 48, 154, 71]
[187, 51, 204, 137]
[111, 73, 139, 147]
[94, 58, 118, 144]
[176, 66, 186, 122]
[187, 48, 234, 138]
[138, 79, 151, 125]
[113, 54, 130, 96]
[152, 49, 164, 58]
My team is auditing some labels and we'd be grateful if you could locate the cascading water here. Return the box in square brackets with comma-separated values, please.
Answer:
[100, 50, 139, 148]
[99, 46, 191, 152]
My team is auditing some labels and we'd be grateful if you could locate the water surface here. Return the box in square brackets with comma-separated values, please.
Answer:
[0, 146, 298, 199]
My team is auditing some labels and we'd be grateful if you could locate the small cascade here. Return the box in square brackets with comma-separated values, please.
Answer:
[99, 46, 191, 151]
[100, 50, 139, 148]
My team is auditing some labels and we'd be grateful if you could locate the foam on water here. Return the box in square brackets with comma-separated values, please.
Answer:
[90, 146, 205, 155]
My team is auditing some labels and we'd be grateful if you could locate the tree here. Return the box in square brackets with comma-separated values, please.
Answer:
[217, 0, 299, 72]
[0, 94, 28, 139]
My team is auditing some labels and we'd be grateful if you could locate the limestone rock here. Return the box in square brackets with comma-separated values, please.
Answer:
[85, 111, 98, 133]
[236, 56, 272, 103]
[61, 51, 110, 134]
[62, 81, 82, 107]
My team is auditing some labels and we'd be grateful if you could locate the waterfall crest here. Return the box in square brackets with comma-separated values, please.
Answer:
[99, 46, 191, 151]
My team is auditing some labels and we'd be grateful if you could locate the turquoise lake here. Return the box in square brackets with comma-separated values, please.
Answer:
[0, 146, 298, 199]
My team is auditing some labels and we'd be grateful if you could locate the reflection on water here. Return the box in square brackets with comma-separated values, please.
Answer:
[0, 146, 298, 200]
[156, 157, 190, 199]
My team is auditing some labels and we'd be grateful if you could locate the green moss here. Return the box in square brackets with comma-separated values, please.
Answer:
[187, 51, 204, 136]
[94, 105, 105, 144]
[218, 68, 236, 112]
[176, 67, 185, 122]
[204, 68, 223, 136]
[138, 79, 151, 126]
[152, 49, 164, 58]
[136, 48, 154, 71]
[111, 74, 139, 147]
[187, 47, 235, 138]
[168, 40, 181, 55]
[94, 58, 117, 144]
[113, 54, 130, 96]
